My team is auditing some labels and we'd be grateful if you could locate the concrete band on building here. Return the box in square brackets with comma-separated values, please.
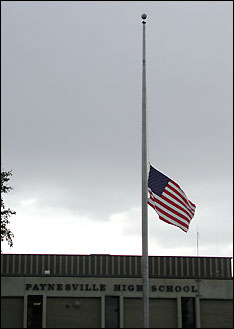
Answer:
[1, 254, 233, 328]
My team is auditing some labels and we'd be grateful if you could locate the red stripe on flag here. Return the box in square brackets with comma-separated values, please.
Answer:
[148, 199, 189, 232]
[163, 189, 194, 217]
[148, 196, 189, 232]
[170, 180, 196, 208]
[153, 197, 191, 224]
[154, 203, 189, 230]
[158, 215, 188, 232]
[148, 191, 191, 223]
[168, 181, 196, 211]
[160, 194, 193, 220]
[166, 184, 194, 212]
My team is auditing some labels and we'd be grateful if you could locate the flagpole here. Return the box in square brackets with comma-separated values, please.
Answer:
[141, 13, 149, 328]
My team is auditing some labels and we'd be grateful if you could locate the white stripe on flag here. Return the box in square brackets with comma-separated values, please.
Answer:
[168, 181, 196, 211]
[150, 191, 192, 222]
[164, 184, 195, 216]
[149, 196, 190, 226]
[159, 192, 193, 218]
[148, 199, 188, 232]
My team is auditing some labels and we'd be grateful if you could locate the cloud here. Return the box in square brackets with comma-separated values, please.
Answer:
[1, 2, 232, 259]
[19, 198, 38, 207]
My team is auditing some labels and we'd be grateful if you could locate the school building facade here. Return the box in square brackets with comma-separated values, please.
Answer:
[1, 254, 233, 328]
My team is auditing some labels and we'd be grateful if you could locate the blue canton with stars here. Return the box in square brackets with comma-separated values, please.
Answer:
[148, 165, 171, 197]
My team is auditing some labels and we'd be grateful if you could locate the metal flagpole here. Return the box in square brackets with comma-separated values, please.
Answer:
[141, 13, 149, 328]
[197, 225, 199, 256]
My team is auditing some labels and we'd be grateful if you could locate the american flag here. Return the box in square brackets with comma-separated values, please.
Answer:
[148, 165, 196, 232]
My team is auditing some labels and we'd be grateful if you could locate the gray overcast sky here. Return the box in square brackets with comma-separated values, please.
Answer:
[1, 1, 233, 258]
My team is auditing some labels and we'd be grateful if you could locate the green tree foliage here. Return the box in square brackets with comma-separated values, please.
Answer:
[1, 170, 16, 247]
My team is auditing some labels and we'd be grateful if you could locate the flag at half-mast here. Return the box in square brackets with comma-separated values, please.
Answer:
[148, 165, 196, 232]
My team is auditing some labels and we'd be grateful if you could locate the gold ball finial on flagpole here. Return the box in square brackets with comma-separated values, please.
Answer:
[141, 13, 147, 23]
